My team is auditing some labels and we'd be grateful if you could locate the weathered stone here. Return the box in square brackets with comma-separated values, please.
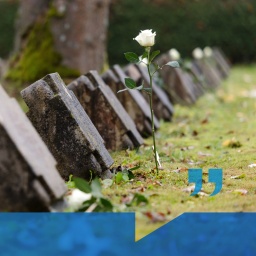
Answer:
[67, 70, 143, 150]
[124, 64, 174, 121]
[192, 58, 222, 89]
[212, 47, 230, 78]
[0, 85, 67, 212]
[156, 53, 201, 105]
[102, 65, 160, 137]
[189, 61, 208, 91]
[21, 73, 114, 180]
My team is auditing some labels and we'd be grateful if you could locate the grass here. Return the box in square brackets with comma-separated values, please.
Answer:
[3, 63, 256, 240]
[103, 64, 256, 240]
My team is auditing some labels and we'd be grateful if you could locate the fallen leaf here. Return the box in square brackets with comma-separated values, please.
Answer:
[121, 195, 133, 204]
[182, 185, 195, 193]
[233, 189, 248, 195]
[152, 181, 163, 186]
[132, 186, 146, 193]
[198, 151, 213, 157]
[171, 167, 188, 173]
[201, 118, 209, 124]
[143, 212, 167, 223]
[197, 192, 209, 197]
[181, 146, 195, 151]
[222, 138, 242, 148]
[192, 130, 198, 136]
[187, 160, 205, 165]
[231, 174, 246, 179]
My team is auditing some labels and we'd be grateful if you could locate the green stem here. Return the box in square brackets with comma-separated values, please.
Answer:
[146, 48, 159, 175]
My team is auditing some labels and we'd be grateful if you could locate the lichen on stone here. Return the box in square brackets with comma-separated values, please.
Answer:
[6, 7, 80, 84]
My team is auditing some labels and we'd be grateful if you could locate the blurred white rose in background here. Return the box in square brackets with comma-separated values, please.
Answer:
[204, 46, 213, 57]
[192, 47, 204, 59]
[168, 48, 180, 60]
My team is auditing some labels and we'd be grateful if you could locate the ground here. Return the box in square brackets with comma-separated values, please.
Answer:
[104, 64, 256, 240]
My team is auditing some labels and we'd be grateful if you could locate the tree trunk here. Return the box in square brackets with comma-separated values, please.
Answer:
[11, 0, 110, 83]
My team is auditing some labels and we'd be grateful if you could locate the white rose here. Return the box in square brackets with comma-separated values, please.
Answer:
[65, 188, 92, 211]
[133, 29, 156, 47]
[168, 48, 180, 60]
[204, 46, 213, 57]
[192, 47, 204, 60]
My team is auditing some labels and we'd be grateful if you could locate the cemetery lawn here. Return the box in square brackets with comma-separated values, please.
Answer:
[103, 64, 256, 240]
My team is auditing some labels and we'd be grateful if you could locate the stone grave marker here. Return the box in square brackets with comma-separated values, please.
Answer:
[189, 61, 208, 91]
[124, 64, 174, 121]
[67, 70, 143, 150]
[156, 53, 198, 105]
[0, 85, 67, 212]
[192, 58, 222, 89]
[21, 73, 114, 181]
[102, 65, 160, 137]
[212, 47, 230, 78]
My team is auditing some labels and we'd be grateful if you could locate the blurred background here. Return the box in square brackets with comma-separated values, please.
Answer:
[0, 0, 256, 88]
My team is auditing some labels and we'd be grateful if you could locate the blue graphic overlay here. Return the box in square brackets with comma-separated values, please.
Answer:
[189, 168, 223, 196]
[0, 213, 256, 255]
[208, 168, 223, 196]
[188, 168, 203, 195]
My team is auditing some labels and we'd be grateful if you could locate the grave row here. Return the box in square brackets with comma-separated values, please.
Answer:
[0, 47, 230, 211]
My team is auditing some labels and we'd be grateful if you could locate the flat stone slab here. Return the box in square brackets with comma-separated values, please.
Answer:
[21, 73, 114, 181]
[102, 65, 160, 137]
[125, 64, 174, 121]
[0, 85, 67, 211]
[68, 70, 143, 150]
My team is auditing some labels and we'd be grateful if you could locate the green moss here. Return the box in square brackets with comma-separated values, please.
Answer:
[47, 4, 65, 18]
[6, 11, 80, 84]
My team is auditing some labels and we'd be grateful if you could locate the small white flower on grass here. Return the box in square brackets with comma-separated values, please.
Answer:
[192, 47, 204, 60]
[204, 46, 213, 57]
[65, 189, 92, 211]
[134, 29, 156, 47]
[168, 48, 180, 60]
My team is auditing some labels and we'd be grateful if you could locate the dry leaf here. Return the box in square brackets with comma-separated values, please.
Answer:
[231, 174, 245, 179]
[181, 146, 195, 151]
[192, 130, 198, 136]
[198, 151, 213, 157]
[182, 185, 195, 193]
[121, 195, 133, 204]
[143, 211, 166, 223]
[223, 138, 242, 148]
[201, 118, 209, 124]
[197, 192, 209, 197]
[233, 189, 248, 195]
[152, 181, 163, 186]
[172, 167, 188, 173]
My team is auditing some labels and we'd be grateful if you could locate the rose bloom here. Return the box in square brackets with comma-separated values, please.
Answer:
[192, 47, 204, 59]
[168, 48, 180, 60]
[134, 29, 156, 47]
[204, 46, 213, 58]
[65, 188, 92, 211]
[138, 56, 148, 67]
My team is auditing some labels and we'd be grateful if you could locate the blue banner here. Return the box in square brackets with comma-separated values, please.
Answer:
[0, 213, 255, 255]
